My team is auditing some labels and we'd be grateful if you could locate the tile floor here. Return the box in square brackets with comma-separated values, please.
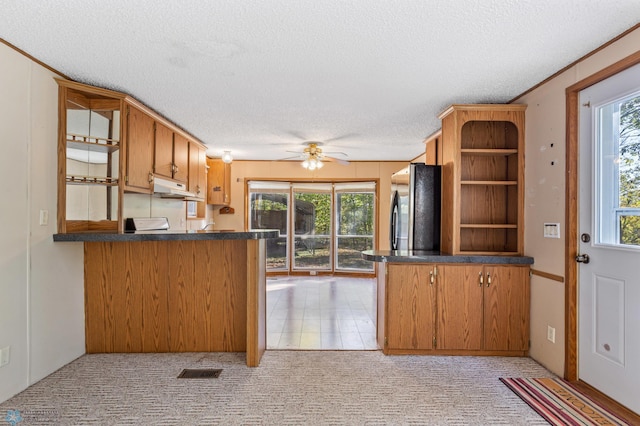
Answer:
[266, 275, 378, 350]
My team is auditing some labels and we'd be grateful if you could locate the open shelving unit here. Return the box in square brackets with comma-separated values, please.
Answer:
[439, 104, 526, 255]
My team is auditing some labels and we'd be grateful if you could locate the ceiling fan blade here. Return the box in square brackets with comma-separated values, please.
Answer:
[283, 130, 308, 141]
[324, 151, 348, 157]
[324, 133, 359, 142]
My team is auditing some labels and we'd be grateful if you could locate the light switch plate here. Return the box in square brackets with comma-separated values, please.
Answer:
[544, 223, 560, 238]
[0, 346, 10, 367]
[39, 209, 49, 226]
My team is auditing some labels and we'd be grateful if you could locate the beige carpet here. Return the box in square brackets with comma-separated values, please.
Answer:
[1, 351, 552, 425]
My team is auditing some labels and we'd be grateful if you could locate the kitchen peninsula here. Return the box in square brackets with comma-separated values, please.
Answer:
[54, 230, 278, 367]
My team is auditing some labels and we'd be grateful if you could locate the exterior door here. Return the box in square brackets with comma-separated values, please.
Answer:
[578, 62, 640, 413]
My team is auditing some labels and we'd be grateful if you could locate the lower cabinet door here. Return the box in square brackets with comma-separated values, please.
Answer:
[482, 265, 529, 351]
[386, 264, 436, 350]
[437, 264, 484, 350]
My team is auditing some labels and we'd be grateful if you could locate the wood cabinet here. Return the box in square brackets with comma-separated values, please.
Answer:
[207, 158, 231, 205]
[386, 264, 436, 350]
[437, 264, 529, 352]
[188, 141, 207, 200]
[154, 124, 189, 183]
[57, 79, 209, 233]
[124, 105, 155, 193]
[439, 104, 526, 255]
[382, 262, 529, 356]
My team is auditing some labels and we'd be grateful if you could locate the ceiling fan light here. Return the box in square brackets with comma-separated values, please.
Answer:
[222, 151, 233, 163]
[308, 159, 317, 170]
[316, 159, 324, 169]
[301, 159, 309, 169]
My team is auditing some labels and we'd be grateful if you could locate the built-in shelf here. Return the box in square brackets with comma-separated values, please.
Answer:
[66, 175, 118, 185]
[67, 133, 120, 153]
[460, 148, 518, 156]
[461, 180, 518, 185]
[460, 224, 518, 229]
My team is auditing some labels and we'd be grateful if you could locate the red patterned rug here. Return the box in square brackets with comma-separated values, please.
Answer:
[500, 377, 629, 425]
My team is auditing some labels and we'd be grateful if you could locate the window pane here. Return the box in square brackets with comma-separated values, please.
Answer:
[597, 93, 640, 247]
[337, 236, 374, 270]
[293, 236, 330, 269]
[249, 192, 289, 270]
[293, 191, 331, 269]
[336, 191, 375, 272]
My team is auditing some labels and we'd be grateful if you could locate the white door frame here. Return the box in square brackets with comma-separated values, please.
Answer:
[565, 50, 640, 381]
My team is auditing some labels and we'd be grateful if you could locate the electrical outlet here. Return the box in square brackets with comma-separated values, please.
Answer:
[547, 326, 556, 343]
[0, 346, 10, 367]
[310, 270, 317, 276]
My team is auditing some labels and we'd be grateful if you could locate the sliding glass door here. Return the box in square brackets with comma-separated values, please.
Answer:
[292, 183, 333, 271]
[249, 180, 376, 274]
[335, 183, 375, 272]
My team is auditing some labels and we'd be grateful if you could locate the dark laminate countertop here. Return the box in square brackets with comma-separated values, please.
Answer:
[53, 229, 279, 242]
[361, 250, 534, 265]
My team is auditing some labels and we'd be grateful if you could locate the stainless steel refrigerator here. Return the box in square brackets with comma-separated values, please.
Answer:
[390, 163, 441, 251]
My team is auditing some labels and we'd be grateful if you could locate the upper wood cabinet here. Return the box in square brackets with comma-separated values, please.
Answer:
[57, 79, 208, 233]
[125, 105, 155, 193]
[188, 141, 207, 201]
[154, 124, 189, 183]
[172, 133, 189, 183]
[439, 104, 526, 255]
[207, 158, 231, 205]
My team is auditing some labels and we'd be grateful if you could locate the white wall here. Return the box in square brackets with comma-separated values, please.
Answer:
[519, 27, 640, 375]
[0, 42, 85, 403]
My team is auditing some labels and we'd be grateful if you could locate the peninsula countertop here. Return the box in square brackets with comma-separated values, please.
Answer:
[362, 250, 534, 265]
[53, 229, 279, 242]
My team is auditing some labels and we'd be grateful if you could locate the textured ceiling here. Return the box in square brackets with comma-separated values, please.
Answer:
[1, 2, 639, 161]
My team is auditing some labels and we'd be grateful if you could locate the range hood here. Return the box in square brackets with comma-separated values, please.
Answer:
[153, 176, 197, 199]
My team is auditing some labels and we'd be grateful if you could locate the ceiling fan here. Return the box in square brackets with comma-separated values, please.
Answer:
[281, 141, 350, 169]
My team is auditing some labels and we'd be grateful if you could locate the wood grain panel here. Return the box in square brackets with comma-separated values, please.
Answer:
[84, 239, 263, 363]
[112, 242, 144, 352]
[85, 242, 113, 352]
[141, 241, 169, 352]
[482, 266, 529, 351]
[246, 239, 266, 367]
[437, 264, 483, 350]
[154, 122, 174, 179]
[125, 105, 154, 192]
[173, 133, 189, 183]
[386, 264, 435, 350]
[167, 240, 196, 351]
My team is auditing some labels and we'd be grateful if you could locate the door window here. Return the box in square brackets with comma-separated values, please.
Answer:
[595, 93, 640, 248]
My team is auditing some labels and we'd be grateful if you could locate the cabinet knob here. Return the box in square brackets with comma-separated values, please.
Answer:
[429, 270, 434, 286]
[479, 272, 483, 287]
[486, 273, 492, 287]
[148, 172, 154, 183]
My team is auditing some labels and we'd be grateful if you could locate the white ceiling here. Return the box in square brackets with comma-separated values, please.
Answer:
[1, 2, 639, 161]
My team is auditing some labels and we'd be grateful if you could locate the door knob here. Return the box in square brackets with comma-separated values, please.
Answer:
[576, 254, 590, 264]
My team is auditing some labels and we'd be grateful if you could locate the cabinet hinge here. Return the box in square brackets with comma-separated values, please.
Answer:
[384, 337, 388, 347]
[433, 336, 437, 348]
[125, 175, 128, 184]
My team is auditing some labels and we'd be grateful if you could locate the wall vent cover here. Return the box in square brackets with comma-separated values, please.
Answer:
[177, 368, 222, 379]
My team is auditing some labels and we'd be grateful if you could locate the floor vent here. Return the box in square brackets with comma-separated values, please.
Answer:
[177, 368, 222, 379]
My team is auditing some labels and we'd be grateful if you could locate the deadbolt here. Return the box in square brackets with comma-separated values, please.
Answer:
[581, 233, 591, 243]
